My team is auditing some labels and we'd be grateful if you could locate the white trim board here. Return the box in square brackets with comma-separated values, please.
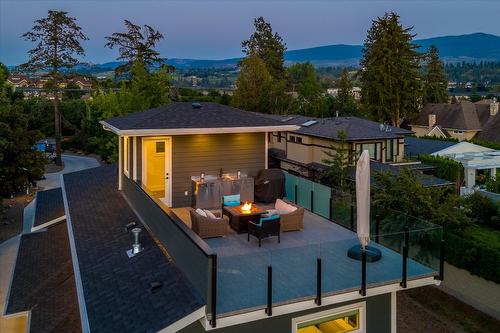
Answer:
[31, 215, 66, 232]
[201, 276, 439, 331]
[60, 174, 91, 333]
[157, 306, 206, 333]
[100, 121, 299, 136]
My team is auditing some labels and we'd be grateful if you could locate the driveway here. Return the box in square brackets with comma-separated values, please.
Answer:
[0, 153, 100, 314]
[37, 154, 100, 190]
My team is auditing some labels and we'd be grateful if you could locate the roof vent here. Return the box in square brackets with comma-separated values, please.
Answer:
[150, 281, 164, 294]
[126, 228, 143, 258]
[191, 102, 202, 109]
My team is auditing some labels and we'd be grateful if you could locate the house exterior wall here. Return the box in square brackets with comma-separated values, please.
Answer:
[411, 125, 479, 141]
[181, 293, 393, 333]
[172, 133, 266, 207]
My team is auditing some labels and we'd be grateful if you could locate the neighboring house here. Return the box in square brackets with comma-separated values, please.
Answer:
[326, 87, 362, 100]
[6, 74, 29, 88]
[4, 102, 444, 333]
[265, 115, 412, 179]
[70, 75, 93, 90]
[410, 99, 500, 142]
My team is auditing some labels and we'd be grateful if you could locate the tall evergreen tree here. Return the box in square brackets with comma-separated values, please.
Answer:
[21, 10, 88, 165]
[242, 17, 286, 80]
[423, 45, 448, 104]
[359, 12, 422, 127]
[287, 62, 328, 116]
[232, 56, 273, 112]
[105, 20, 167, 74]
[335, 69, 358, 116]
[322, 130, 351, 191]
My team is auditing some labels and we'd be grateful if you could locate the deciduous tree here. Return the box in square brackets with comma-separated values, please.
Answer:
[21, 10, 88, 165]
[232, 56, 272, 112]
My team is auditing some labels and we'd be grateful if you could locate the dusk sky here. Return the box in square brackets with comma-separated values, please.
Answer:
[1, 0, 500, 65]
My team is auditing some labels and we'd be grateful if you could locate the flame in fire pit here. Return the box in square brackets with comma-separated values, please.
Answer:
[241, 202, 252, 213]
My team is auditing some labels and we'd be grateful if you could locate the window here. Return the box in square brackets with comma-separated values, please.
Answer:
[453, 130, 463, 134]
[293, 303, 365, 333]
[386, 139, 393, 162]
[355, 142, 382, 161]
[296, 136, 303, 144]
[277, 131, 282, 143]
[156, 141, 165, 153]
[289, 135, 296, 143]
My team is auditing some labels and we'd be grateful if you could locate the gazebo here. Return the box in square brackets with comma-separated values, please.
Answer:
[432, 142, 500, 194]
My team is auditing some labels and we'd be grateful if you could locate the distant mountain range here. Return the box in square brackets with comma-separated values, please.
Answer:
[10, 33, 500, 71]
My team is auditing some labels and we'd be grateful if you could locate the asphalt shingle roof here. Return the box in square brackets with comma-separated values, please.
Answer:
[412, 101, 483, 131]
[33, 188, 64, 227]
[62, 165, 204, 333]
[259, 114, 412, 141]
[404, 137, 456, 157]
[103, 102, 289, 130]
[5, 222, 82, 333]
[368, 161, 453, 187]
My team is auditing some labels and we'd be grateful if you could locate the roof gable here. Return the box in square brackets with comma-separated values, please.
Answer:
[432, 141, 495, 156]
[413, 102, 482, 131]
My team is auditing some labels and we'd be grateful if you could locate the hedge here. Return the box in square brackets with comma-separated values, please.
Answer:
[419, 154, 464, 183]
[445, 227, 500, 283]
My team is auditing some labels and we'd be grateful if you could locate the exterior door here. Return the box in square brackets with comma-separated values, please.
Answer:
[143, 137, 171, 206]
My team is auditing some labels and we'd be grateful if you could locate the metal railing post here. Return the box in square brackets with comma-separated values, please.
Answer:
[435, 239, 445, 281]
[329, 196, 333, 221]
[350, 205, 355, 231]
[294, 184, 298, 204]
[265, 266, 273, 316]
[375, 214, 381, 243]
[310, 190, 314, 212]
[315, 258, 322, 305]
[210, 255, 217, 327]
[400, 227, 409, 288]
[360, 249, 367, 296]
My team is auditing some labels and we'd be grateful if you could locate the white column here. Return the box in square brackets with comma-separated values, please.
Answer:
[391, 291, 397, 333]
[491, 167, 497, 180]
[133, 136, 137, 181]
[465, 167, 475, 189]
[118, 136, 123, 190]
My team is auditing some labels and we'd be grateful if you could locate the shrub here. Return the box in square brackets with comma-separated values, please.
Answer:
[419, 154, 464, 184]
[445, 226, 500, 283]
[464, 192, 500, 230]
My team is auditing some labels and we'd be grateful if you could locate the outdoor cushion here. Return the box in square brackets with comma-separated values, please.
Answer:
[275, 199, 297, 214]
[262, 209, 280, 217]
[195, 208, 207, 217]
[223, 194, 240, 205]
[204, 209, 218, 219]
[259, 214, 280, 224]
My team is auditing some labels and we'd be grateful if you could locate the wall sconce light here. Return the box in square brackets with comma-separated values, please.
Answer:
[237, 170, 241, 179]
[200, 172, 205, 182]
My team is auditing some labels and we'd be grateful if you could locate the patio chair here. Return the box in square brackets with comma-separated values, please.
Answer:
[221, 193, 241, 218]
[247, 215, 280, 247]
[189, 208, 228, 239]
[274, 199, 304, 232]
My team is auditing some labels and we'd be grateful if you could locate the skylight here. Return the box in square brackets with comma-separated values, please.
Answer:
[301, 120, 318, 127]
[281, 116, 296, 122]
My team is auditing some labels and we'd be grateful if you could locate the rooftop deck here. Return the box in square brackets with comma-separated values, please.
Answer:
[173, 207, 438, 316]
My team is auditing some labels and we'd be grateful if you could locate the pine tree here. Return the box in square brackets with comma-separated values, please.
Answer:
[335, 69, 358, 116]
[242, 17, 286, 80]
[322, 130, 351, 190]
[359, 12, 422, 127]
[423, 45, 448, 104]
[105, 20, 166, 74]
[21, 10, 88, 165]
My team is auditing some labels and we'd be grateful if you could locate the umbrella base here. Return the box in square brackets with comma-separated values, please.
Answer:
[347, 245, 382, 262]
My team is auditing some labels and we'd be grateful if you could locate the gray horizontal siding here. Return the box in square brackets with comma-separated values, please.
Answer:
[172, 133, 265, 207]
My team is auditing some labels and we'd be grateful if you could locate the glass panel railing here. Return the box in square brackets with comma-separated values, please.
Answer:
[366, 232, 404, 287]
[312, 183, 331, 219]
[284, 172, 297, 203]
[271, 243, 320, 306]
[296, 177, 313, 209]
[217, 250, 270, 315]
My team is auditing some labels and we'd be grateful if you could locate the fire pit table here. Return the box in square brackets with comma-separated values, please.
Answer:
[222, 203, 266, 233]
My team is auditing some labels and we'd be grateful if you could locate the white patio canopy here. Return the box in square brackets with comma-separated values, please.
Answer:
[432, 142, 500, 190]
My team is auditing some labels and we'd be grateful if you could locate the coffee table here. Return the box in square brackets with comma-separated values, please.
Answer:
[222, 204, 266, 233]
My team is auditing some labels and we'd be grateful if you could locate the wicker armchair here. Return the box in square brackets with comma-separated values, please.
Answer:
[189, 208, 228, 239]
[278, 200, 304, 232]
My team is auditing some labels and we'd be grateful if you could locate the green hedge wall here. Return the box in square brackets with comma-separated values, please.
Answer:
[445, 229, 500, 283]
[420, 154, 464, 183]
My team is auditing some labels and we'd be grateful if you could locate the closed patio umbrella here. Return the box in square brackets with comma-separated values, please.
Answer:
[356, 150, 370, 249]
